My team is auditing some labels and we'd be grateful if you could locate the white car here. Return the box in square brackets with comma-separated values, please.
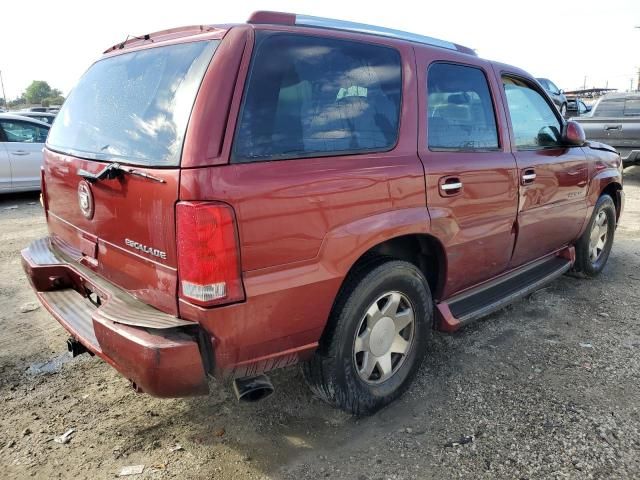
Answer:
[0, 113, 50, 192]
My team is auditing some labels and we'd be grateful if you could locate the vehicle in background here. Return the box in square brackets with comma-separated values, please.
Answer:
[537, 77, 568, 116]
[21, 12, 624, 415]
[573, 92, 640, 167]
[0, 113, 49, 192]
[24, 106, 61, 113]
[566, 97, 592, 117]
[17, 111, 56, 125]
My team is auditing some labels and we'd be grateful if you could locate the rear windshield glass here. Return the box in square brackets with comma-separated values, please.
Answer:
[47, 40, 218, 167]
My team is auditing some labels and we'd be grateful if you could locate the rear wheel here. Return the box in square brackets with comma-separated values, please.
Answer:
[303, 260, 432, 415]
[574, 194, 616, 276]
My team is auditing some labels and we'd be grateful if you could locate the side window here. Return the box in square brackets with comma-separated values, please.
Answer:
[624, 98, 640, 116]
[547, 80, 560, 94]
[502, 77, 562, 149]
[233, 33, 402, 163]
[593, 98, 624, 117]
[0, 121, 49, 143]
[427, 63, 499, 150]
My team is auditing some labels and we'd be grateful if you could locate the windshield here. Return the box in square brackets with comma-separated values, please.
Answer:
[47, 40, 218, 167]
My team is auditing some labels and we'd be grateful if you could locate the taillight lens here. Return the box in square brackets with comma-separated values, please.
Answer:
[176, 202, 244, 307]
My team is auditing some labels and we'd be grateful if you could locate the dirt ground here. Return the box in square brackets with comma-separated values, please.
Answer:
[1, 168, 639, 480]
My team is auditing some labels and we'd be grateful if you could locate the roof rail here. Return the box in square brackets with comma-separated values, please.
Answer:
[247, 11, 476, 56]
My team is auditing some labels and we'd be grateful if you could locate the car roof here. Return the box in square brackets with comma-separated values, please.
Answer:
[0, 113, 52, 128]
[17, 111, 56, 117]
[102, 11, 477, 57]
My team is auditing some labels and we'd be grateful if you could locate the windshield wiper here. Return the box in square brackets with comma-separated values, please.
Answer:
[77, 162, 166, 184]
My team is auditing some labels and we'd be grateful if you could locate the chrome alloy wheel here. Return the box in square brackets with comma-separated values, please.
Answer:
[589, 210, 609, 263]
[353, 291, 415, 384]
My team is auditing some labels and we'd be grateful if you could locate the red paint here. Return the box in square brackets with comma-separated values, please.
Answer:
[22, 14, 624, 395]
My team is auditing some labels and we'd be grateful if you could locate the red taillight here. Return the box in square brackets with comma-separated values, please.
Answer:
[176, 202, 244, 307]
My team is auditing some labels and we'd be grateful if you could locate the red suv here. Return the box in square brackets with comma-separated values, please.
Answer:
[22, 12, 624, 415]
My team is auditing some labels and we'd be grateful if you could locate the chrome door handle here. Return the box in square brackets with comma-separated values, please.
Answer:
[11, 150, 29, 156]
[441, 182, 463, 191]
[521, 169, 536, 185]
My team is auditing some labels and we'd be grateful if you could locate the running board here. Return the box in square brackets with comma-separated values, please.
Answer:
[436, 250, 573, 332]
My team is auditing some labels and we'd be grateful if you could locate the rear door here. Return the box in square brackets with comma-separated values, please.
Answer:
[417, 55, 519, 297]
[500, 75, 588, 267]
[42, 39, 220, 315]
[587, 96, 625, 146]
[619, 96, 640, 157]
[0, 118, 48, 189]
[0, 134, 10, 190]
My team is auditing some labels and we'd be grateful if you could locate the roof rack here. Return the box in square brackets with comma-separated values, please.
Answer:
[248, 11, 476, 56]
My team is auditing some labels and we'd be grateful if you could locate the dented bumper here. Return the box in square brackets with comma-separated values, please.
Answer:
[21, 238, 209, 397]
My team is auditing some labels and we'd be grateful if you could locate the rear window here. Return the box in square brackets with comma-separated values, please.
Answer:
[47, 40, 218, 167]
[233, 33, 402, 163]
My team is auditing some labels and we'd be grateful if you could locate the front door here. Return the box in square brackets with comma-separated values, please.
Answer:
[499, 75, 588, 267]
[417, 58, 519, 298]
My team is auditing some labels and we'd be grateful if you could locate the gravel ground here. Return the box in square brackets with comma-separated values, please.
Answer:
[0, 168, 639, 479]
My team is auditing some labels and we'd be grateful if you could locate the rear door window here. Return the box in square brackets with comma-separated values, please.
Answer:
[427, 63, 499, 150]
[46, 40, 218, 166]
[233, 33, 402, 163]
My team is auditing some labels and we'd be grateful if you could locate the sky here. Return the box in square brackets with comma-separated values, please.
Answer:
[1, 0, 639, 100]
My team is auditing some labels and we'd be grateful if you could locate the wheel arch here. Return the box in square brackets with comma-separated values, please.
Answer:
[316, 231, 447, 352]
[601, 181, 623, 221]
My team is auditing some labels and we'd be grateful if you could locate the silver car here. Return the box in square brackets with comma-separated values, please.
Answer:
[0, 113, 50, 192]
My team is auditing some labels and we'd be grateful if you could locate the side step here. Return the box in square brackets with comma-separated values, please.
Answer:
[436, 252, 573, 332]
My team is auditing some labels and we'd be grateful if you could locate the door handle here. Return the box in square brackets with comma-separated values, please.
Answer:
[11, 150, 29, 156]
[441, 182, 462, 191]
[521, 169, 536, 185]
[439, 177, 463, 196]
[604, 124, 622, 131]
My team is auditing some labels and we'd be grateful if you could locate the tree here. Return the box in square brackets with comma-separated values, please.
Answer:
[24, 81, 53, 104]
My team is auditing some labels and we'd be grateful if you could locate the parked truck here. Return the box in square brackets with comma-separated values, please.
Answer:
[574, 93, 640, 167]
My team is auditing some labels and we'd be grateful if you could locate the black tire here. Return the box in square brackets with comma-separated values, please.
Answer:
[574, 194, 616, 276]
[302, 260, 432, 415]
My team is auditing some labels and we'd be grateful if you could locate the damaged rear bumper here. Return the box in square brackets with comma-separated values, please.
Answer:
[21, 238, 210, 397]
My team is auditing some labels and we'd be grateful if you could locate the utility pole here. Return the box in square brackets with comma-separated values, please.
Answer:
[637, 67, 640, 92]
[0, 70, 7, 110]
[583, 76, 587, 90]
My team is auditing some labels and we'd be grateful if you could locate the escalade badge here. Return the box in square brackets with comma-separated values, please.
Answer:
[77, 180, 94, 219]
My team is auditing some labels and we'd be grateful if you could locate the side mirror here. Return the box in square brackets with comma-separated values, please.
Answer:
[559, 89, 565, 94]
[563, 120, 586, 146]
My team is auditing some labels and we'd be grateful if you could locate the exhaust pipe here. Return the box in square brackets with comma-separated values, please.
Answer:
[233, 375, 274, 402]
[67, 338, 89, 357]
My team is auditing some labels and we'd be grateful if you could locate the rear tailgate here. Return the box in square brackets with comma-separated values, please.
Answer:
[44, 150, 180, 314]
[41, 37, 222, 316]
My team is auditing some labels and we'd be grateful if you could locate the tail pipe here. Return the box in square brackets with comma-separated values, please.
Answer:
[233, 375, 274, 402]
[67, 338, 90, 357]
